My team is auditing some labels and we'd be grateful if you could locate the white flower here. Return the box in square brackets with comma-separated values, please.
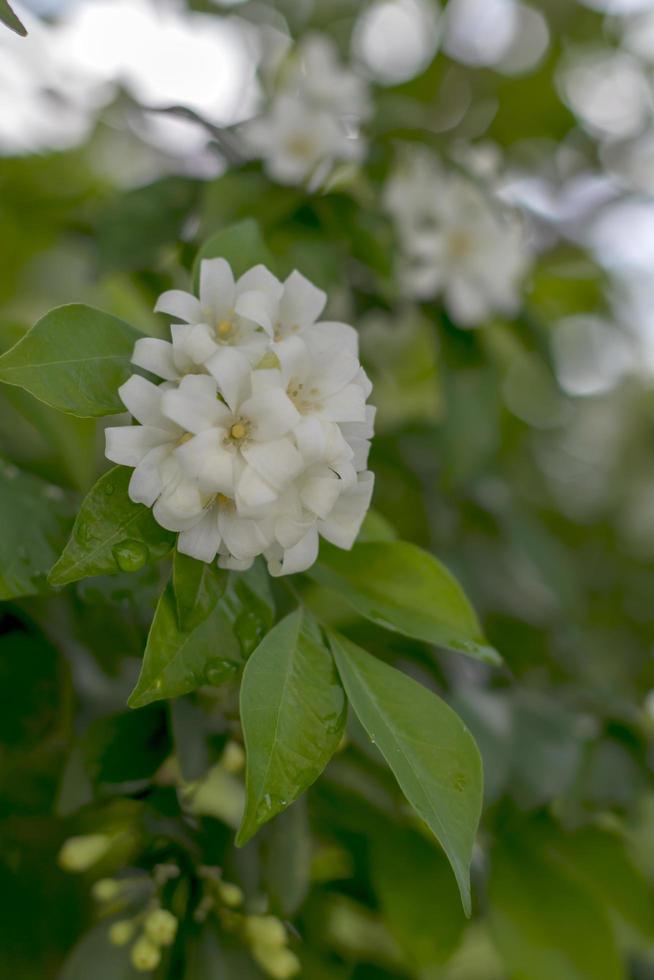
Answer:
[132, 258, 282, 378]
[244, 35, 370, 187]
[385, 149, 531, 327]
[105, 260, 375, 576]
[245, 94, 363, 187]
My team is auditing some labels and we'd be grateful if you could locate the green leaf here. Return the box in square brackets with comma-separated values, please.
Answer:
[173, 551, 229, 632]
[237, 609, 346, 846]
[371, 825, 466, 969]
[329, 633, 483, 915]
[59, 923, 139, 980]
[489, 836, 624, 980]
[0, 305, 141, 417]
[128, 578, 244, 708]
[262, 797, 311, 917]
[193, 219, 274, 288]
[310, 540, 500, 665]
[96, 176, 199, 271]
[48, 466, 174, 587]
[0, 459, 74, 599]
[0, 0, 27, 36]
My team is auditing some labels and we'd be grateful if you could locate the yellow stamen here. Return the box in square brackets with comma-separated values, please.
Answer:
[230, 422, 247, 440]
[217, 319, 232, 337]
[217, 493, 232, 507]
[177, 432, 193, 446]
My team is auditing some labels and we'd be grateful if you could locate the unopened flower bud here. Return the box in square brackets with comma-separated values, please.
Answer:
[222, 740, 245, 774]
[245, 915, 286, 949]
[92, 878, 121, 903]
[218, 881, 244, 908]
[58, 834, 112, 873]
[109, 920, 135, 947]
[144, 907, 178, 947]
[253, 945, 301, 979]
[131, 935, 161, 972]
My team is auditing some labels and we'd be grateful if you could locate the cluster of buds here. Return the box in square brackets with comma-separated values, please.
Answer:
[244, 915, 301, 979]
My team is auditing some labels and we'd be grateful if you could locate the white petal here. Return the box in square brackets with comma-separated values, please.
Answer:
[241, 437, 303, 490]
[118, 375, 167, 428]
[218, 509, 273, 561]
[237, 264, 283, 300]
[300, 472, 342, 519]
[206, 347, 252, 412]
[105, 425, 172, 468]
[267, 527, 319, 576]
[305, 321, 359, 358]
[199, 258, 234, 319]
[218, 554, 254, 571]
[161, 375, 228, 434]
[320, 383, 367, 423]
[242, 388, 300, 441]
[319, 471, 374, 549]
[175, 429, 234, 495]
[313, 349, 360, 398]
[234, 290, 276, 335]
[132, 338, 179, 381]
[186, 323, 218, 365]
[235, 465, 278, 511]
[128, 445, 171, 506]
[154, 289, 203, 324]
[153, 482, 205, 531]
[279, 270, 326, 331]
[178, 508, 222, 563]
[275, 514, 314, 549]
[274, 335, 311, 385]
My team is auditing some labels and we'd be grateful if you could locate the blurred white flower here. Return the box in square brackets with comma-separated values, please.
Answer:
[385, 149, 531, 326]
[244, 35, 370, 186]
[105, 259, 374, 575]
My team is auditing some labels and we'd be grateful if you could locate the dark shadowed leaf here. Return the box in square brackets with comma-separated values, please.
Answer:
[329, 633, 483, 915]
[0, 459, 74, 599]
[237, 609, 346, 846]
[193, 219, 274, 287]
[173, 550, 229, 632]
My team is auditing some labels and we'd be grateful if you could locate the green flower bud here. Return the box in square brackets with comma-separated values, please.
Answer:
[144, 907, 178, 947]
[244, 915, 286, 949]
[58, 834, 112, 873]
[131, 935, 162, 972]
[92, 878, 121, 903]
[109, 920, 135, 947]
[253, 945, 301, 979]
[218, 881, 244, 908]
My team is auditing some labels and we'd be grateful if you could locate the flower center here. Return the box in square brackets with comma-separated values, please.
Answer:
[217, 319, 232, 337]
[229, 420, 249, 441]
[448, 230, 473, 259]
[176, 432, 194, 446]
[286, 133, 316, 160]
[287, 380, 321, 415]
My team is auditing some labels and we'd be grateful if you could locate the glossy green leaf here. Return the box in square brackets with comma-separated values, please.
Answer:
[128, 578, 244, 708]
[329, 633, 483, 915]
[0, 305, 141, 417]
[0, 459, 74, 599]
[221, 559, 275, 657]
[0, 0, 26, 36]
[173, 551, 229, 632]
[489, 837, 624, 980]
[48, 467, 174, 587]
[371, 825, 466, 969]
[193, 219, 274, 288]
[310, 540, 500, 665]
[237, 609, 346, 846]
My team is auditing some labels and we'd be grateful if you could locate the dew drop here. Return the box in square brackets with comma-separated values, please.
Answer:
[112, 539, 148, 572]
[103, 482, 115, 496]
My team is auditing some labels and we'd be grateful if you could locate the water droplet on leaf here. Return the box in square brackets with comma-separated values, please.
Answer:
[112, 540, 148, 572]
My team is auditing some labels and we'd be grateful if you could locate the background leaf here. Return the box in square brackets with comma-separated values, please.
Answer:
[192, 219, 275, 287]
[0, 0, 26, 36]
[311, 540, 500, 665]
[0, 305, 141, 417]
[237, 609, 346, 845]
[48, 466, 174, 587]
[0, 459, 74, 599]
[330, 632, 483, 915]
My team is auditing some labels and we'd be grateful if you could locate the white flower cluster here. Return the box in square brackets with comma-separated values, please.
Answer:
[105, 260, 375, 576]
[385, 149, 531, 327]
[245, 35, 371, 187]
